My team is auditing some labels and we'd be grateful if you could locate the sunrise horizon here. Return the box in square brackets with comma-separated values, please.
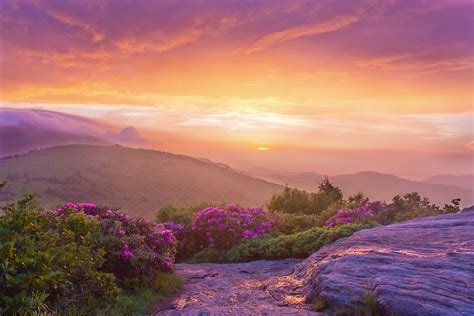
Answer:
[1, 0, 473, 177]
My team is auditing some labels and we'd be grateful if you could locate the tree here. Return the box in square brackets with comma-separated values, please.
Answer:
[267, 186, 313, 214]
[310, 177, 343, 214]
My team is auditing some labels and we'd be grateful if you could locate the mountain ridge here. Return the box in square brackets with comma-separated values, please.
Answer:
[0, 144, 282, 218]
[248, 169, 473, 207]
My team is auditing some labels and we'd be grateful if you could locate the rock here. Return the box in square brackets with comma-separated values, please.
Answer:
[154, 259, 321, 315]
[267, 207, 474, 315]
[156, 207, 474, 315]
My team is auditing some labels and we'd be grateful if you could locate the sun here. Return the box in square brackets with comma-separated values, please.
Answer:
[257, 146, 270, 151]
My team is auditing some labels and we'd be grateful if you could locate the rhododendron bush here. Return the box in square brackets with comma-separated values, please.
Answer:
[51, 202, 178, 286]
[191, 205, 274, 252]
[1, 196, 182, 314]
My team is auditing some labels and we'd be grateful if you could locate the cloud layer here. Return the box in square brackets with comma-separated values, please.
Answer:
[0, 1, 472, 176]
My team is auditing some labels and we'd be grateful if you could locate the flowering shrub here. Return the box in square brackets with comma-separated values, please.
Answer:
[1, 197, 181, 314]
[52, 202, 178, 287]
[325, 206, 376, 227]
[0, 196, 119, 313]
[191, 205, 274, 252]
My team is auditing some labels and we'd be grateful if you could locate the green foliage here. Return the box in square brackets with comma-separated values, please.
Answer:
[383, 192, 460, 224]
[226, 223, 374, 262]
[0, 196, 182, 315]
[0, 195, 119, 314]
[156, 202, 227, 229]
[272, 212, 322, 235]
[268, 186, 314, 214]
[311, 297, 327, 312]
[333, 293, 383, 316]
[103, 272, 183, 315]
[188, 248, 227, 263]
[267, 177, 343, 215]
[312, 177, 344, 213]
[16, 291, 49, 316]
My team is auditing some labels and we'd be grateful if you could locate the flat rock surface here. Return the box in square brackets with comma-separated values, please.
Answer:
[156, 208, 474, 315]
[154, 259, 319, 315]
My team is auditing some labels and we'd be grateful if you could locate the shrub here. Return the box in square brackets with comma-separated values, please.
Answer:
[191, 205, 274, 252]
[156, 202, 227, 229]
[267, 177, 343, 215]
[54, 202, 177, 288]
[387, 193, 459, 223]
[0, 197, 181, 314]
[0, 195, 119, 313]
[325, 206, 376, 227]
[272, 212, 322, 235]
[226, 223, 374, 262]
[268, 186, 314, 214]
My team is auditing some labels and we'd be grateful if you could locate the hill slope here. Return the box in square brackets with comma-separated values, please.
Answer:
[0, 145, 282, 217]
[422, 174, 473, 190]
[249, 171, 473, 207]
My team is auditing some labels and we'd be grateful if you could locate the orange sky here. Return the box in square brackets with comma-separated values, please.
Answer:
[0, 0, 473, 177]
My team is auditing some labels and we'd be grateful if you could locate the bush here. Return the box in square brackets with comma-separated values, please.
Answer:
[191, 205, 274, 252]
[226, 223, 374, 262]
[54, 202, 177, 289]
[156, 202, 227, 229]
[324, 194, 462, 227]
[272, 212, 322, 235]
[0, 197, 180, 314]
[0, 195, 119, 313]
[267, 177, 343, 215]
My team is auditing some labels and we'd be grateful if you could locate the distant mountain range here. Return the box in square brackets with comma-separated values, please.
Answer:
[421, 174, 473, 190]
[246, 170, 473, 207]
[0, 145, 282, 218]
[0, 108, 145, 157]
[1, 108, 471, 213]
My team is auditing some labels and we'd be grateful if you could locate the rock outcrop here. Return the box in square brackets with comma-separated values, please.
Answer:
[269, 207, 474, 315]
[156, 208, 474, 315]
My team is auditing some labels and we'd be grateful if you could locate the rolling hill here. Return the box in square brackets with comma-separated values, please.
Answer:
[248, 171, 473, 207]
[0, 144, 282, 218]
[422, 174, 473, 190]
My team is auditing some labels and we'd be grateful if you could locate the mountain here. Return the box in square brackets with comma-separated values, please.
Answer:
[0, 144, 282, 218]
[248, 170, 473, 207]
[0, 108, 147, 157]
[422, 174, 473, 190]
[0, 124, 111, 157]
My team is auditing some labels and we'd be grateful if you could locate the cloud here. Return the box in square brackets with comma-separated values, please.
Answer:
[29, 0, 105, 42]
[466, 141, 474, 150]
[242, 14, 359, 54]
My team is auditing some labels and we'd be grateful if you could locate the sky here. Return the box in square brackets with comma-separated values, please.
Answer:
[0, 0, 473, 178]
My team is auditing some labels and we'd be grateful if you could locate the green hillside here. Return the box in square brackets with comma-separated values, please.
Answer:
[0, 145, 282, 218]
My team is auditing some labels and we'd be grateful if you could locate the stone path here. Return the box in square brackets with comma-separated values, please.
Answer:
[154, 259, 320, 315]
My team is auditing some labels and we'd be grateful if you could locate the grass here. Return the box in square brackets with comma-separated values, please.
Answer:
[99, 272, 184, 316]
[46, 272, 184, 316]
